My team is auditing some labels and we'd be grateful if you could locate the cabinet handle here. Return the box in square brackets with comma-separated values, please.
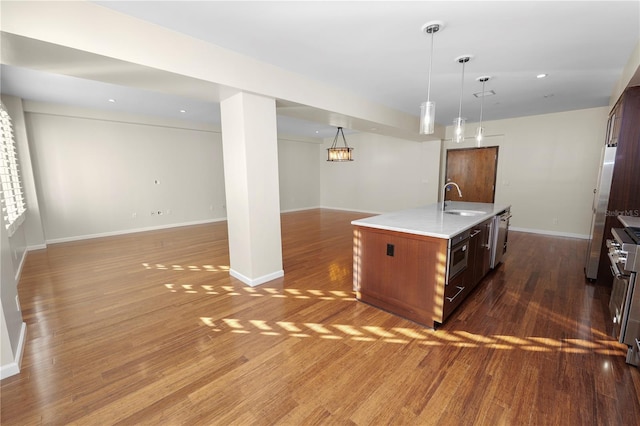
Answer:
[446, 286, 465, 302]
[470, 230, 481, 237]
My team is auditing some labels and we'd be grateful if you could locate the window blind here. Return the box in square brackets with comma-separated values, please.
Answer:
[0, 106, 26, 236]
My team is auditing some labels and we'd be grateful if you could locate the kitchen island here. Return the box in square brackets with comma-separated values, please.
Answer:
[352, 201, 511, 328]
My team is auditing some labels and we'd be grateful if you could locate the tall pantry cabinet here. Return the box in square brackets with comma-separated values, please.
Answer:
[596, 86, 640, 285]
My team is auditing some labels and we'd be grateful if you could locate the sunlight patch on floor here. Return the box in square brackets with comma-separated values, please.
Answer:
[161, 283, 356, 301]
[142, 262, 229, 272]
[198, 316, 627, 355]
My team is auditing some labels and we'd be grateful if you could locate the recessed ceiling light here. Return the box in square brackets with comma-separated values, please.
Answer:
[180, 109, 186, 113]
[108, 98, 116, 103]
[536, 74, 548, 79]
[315, 130, 319, 134]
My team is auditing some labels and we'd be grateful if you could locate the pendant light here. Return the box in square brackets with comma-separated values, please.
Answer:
[453, 55, 472, 143]
[475, 76, 491, 144]
[419, 21, 445, 135]
[327, 127, 354, 162]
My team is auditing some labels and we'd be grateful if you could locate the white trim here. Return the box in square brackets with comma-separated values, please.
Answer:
[27, 243, 47, 251]
[45, 218, 227, 245]
[280, 206, 322, 214]
[0, 322, 26, 380]
[510, 226, 589, 240]
[0, 361, 20, 380]
[14, 247, 27, 282]
[319, 205, 383, 215]
[229, 269, 284, 287]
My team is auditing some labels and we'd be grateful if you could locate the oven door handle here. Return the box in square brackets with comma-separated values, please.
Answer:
[608, 252, 623, 278]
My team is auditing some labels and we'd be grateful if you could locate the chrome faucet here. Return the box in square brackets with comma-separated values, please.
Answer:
[441, 182, 463, 211]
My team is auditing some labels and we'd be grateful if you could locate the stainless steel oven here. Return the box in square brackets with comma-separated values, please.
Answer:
[447, 229, 470, 283]
[607, 225, 640, 366]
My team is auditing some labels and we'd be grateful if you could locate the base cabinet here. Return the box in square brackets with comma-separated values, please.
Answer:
[466, 218, 493, 290]
[353, 222, 495, 328]
[443, 270, 469, 320]
[353, 226, 447, 327]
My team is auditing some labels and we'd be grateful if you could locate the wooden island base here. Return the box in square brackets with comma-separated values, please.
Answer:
[353, 213, 495, 327]
[353, 226, 448, 328]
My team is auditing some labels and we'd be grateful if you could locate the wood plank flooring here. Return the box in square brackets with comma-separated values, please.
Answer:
[2, 209, 639, 425]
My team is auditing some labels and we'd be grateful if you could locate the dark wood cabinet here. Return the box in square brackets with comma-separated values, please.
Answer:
[353, 226, 448, 327]
[467, 218, 493, 289]
[442, 269, 468, 320]
[596, 87, 640, 285]
[353, 217, 499, 328]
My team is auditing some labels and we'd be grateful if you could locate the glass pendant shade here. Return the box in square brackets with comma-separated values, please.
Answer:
[453, 117, 466, 143]
[476, 126, 484, 144]
[452, 55, 472, 144]
[475, 76, 490, 145]
[419, 21, 443, 135]
[419, 101, 436, 135]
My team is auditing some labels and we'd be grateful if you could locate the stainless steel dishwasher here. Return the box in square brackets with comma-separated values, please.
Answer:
[491, 208, 511, 268]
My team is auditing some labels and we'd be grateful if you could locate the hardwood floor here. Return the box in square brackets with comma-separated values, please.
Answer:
[2, 209, 639, 425]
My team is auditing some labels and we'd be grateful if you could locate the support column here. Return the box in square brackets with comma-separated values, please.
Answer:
[220, 90, 283, 286]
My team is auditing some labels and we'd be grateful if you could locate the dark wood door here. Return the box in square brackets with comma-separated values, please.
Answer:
[445, 147, 498, 203]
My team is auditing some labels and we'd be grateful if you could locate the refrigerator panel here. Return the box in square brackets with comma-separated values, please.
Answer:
[585, 146, 617, 279]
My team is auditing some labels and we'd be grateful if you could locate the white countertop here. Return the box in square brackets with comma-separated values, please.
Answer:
[351, 201, 511, 239]
[618, 215, 640, 228]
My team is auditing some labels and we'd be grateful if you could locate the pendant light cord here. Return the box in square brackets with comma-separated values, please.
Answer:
[427, 30, 434, 102]
[457, 59, 466, 119]
[479, 78, 486, 125]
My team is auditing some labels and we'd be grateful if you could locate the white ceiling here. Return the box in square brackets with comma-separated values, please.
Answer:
[1, 1, 639, 139]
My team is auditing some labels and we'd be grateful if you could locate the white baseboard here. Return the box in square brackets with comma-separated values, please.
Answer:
[27, 243, 47, 251]
[14, 248, 27, 282]
[280, 206, 322, 214]
[0, 322, 27, 380]
[45, 218, 228, 245]
[229, 269, 284, 287]
[0, 361, 20, 381]
[319, 205, 382, 215]
[510, 226, 589, 240]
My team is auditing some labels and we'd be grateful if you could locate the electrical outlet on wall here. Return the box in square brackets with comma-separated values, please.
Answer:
[552, 218, 559, 225]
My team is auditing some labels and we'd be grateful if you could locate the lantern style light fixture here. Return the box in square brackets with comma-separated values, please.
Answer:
[327, 127, 353, 162]
[453, 55, 472, 143]
[419, 21, 445, 135]
[475, 76, 491, 144]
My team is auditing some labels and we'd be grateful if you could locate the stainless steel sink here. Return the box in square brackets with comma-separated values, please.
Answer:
[444, 209, 486, 216]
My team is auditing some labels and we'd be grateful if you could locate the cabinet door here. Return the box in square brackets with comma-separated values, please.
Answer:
[443, 269, 469, 320]
[467, 228, 482, 288]
[353, 226, 447, 326]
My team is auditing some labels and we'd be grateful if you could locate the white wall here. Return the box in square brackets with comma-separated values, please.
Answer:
[25, 105, 226, 242]
[20, 102, 322, 243]
[278, 137, 321, 212]
[320, 132, 442, 213]
[442, 107, 609, 238]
